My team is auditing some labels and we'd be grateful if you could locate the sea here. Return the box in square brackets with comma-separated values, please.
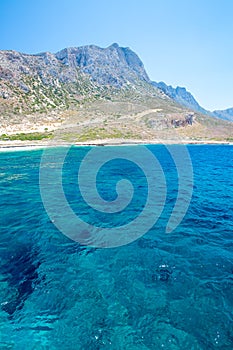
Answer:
[0, 145, 232, 349]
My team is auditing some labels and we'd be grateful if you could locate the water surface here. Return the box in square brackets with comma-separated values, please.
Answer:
[0, 145, 232, 349]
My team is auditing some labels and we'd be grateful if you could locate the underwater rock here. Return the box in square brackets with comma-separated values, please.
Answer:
[154, 264, 173, 282]
[1, 245, 40, 317]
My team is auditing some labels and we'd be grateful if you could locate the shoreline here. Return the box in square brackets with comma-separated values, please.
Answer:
[0, 138, 232, 152]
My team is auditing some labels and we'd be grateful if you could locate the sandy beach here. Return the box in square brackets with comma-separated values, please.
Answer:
[0, 138, 232, 152]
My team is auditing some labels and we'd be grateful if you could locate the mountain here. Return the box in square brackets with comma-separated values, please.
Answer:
[0, 43, 158, 116]
[55, 43, 150, 86]
[151, 81, 209, 115]
[152, 81, 233, 123]
[213, 108, 233, 122]
[0, 43, 233, 142]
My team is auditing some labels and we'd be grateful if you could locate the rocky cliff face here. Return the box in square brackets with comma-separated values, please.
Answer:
[0, 43, 232, 127]
[0, 43, 155, 115]
[55, 43, 150, 86]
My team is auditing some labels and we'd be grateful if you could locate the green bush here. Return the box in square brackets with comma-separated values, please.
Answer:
[0, 132, 53, 141]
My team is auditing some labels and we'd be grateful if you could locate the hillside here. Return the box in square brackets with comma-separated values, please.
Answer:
[152, 81, 233, 123]
[152, 81, 209, 115]
[213, 108, 233, 122]
[0, 43, 233, 143]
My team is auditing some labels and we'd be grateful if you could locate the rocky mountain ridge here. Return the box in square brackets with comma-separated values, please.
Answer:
[0, 43, 233, 142]
[0, 43, 160, 115]
[1, 43, 232, 119]
[152, 81, 233, 122]
[55, 43, 150, 86]
[213, 107, 233, 122]
[152, 81, 208, 115]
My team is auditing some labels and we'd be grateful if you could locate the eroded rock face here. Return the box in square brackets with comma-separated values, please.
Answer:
[0, 44, 154, 115]
[55, 43, 150, 87]
[0, 43, 149, 92]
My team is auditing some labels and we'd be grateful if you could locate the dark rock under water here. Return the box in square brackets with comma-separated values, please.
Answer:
[1, 245, 40, 317]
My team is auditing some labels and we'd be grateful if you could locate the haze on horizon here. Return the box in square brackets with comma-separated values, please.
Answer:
[1, 0, 232, 111]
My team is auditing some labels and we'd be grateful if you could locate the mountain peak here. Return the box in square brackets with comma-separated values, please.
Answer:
[1, 43, 233, 141]
[109, 42, 119, 48]
[55, 43, 150, 86]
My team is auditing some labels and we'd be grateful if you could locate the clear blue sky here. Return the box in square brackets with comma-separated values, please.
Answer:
[1, 0, 233, 111]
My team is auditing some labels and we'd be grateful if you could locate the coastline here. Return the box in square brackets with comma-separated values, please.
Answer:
[0, 138, 232, 152]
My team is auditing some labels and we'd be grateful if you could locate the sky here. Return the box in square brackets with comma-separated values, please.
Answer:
[1, 0, 233, 111]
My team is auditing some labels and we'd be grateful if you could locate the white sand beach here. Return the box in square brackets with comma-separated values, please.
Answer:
[0, 138, 232, 152]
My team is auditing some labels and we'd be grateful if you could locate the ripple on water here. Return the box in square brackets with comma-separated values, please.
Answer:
[0, 145, 233, 349]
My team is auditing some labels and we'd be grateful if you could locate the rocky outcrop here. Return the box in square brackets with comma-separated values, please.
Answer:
[171, 113, 195, 127]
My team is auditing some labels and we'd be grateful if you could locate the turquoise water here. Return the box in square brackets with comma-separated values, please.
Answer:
[0, 145, 232, 349]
